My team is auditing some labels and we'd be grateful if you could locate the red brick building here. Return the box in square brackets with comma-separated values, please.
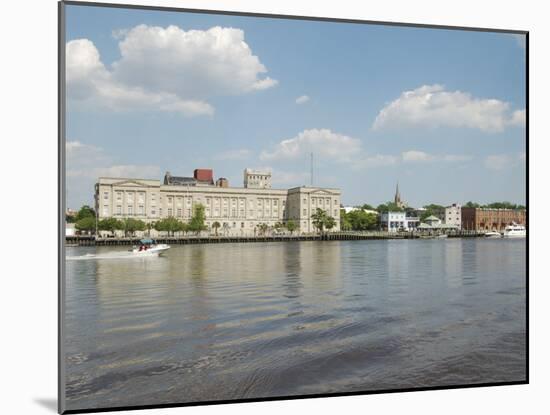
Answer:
[461, 208, 526, 231]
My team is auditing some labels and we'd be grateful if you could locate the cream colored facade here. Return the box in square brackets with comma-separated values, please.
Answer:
[243, 168, 272, 189]
[95, 177, 341, 235]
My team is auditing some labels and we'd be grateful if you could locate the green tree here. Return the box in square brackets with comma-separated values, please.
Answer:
[464, 201, 480, 208]
[121, 218, 146, 237]
[154, 217, 184, 236]
[75, 216, 96, 234]
[285, 220, 298, 235]
[348, 210, 378, 230]
[325, 215, 336, 231]
[98, 217, 123, 234]
[311, 208, 331, 233]
[340, 209, 352, 231]
[66, 214, 76, 223]
[376, 202, 404, 212]
[361, 204, 376, 211]
[188, 203, 207, 235]
[484, 201, 524, 210]
[257, 223, 269, 236]
[76, 205, 95, 221]
[212, 221, 221, 236]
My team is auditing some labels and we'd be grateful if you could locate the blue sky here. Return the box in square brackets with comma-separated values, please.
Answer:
[65, 4, 526, 209]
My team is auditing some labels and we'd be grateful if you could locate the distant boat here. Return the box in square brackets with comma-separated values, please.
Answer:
[503, 223, 526, 238]
[484, 231, 502, 238]
[436, 234, 448, 239]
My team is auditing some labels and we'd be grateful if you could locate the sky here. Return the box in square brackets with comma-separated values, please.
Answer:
[64, 4, 527, 210]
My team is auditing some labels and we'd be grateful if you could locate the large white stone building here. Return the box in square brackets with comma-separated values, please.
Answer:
[94, 169, 341, 235]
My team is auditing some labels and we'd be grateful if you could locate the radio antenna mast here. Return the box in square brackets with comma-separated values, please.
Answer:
[310, 152, 313, 187]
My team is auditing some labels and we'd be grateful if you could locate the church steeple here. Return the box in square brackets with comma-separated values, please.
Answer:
[394, 181, 401, 205]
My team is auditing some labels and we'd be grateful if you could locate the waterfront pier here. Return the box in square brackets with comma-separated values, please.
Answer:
[66, 231, 485, 246]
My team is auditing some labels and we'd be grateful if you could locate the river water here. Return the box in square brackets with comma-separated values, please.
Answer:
[64, 238, 526, 410]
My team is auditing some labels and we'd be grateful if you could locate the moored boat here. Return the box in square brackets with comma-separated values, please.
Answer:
[484, 231, 502, 238]
[502, 223, 526, 238]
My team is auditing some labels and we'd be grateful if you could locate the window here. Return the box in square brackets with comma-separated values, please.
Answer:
[303, 209, 307, 216]
[168, 197, 173, 204]
[138, 205, 144, 215]
[334, 209, 338, 216]
[159, 208, 163, 217]
[303, 198, 307, 204]
[241, 222, 245, 228]
[103, 192, 109, 200]
[151, 209, 156, 216]
[128, 205, 133, 215]
[168, 208, 173, 216]
[274, 200, 278, 206]
[138, 193, 145, 203]
[177, 208, 182, 217]
[116, 205, 122, 215]
[102, 205, 109, 216]
[116, 192, 122, 202]
[151, 193, 156, 201]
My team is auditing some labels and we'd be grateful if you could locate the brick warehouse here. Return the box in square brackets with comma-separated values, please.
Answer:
[461, 207, 527, 231]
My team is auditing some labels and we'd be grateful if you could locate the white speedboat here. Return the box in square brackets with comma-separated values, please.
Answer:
[503, 223, 526, 238]
[131, 239, 171, 256]
[484, 231, 502, 238]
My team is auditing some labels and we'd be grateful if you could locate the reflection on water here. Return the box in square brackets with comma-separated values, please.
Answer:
[64, 239, 526, 410]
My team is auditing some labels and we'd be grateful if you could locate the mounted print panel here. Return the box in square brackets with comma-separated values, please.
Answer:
[59, 1, 528, 413]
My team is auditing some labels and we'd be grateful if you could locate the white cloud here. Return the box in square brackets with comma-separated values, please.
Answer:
[510, 109, 526, 127]
[484, 154, 510, 170]
[351, 154, 399, 169]
[401, 150, 472, 163]
[295, 95, 310, 105]
[260, 128, 362, 162]
[372, 84, 525, 132]
[271, 170, 310, 186]
[213, 149, 252, 161]
[66, 25, 277, 117]
[402, 150, 435, 162]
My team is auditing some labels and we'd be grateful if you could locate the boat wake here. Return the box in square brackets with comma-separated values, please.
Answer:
[67, 251, 161, 260]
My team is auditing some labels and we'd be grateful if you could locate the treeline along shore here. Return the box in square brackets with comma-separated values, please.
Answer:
[66, 231, 486, 246]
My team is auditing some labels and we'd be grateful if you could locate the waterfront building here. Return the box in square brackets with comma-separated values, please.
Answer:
[424, 215, 442, 227]
[216, 177, 229, 188]
[461, 207, 527, 231]
[380, 211, 420, 232]
[94, 169, 341, 235]
[244, 168, 272, 189]
[445, 204, 462, 229]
